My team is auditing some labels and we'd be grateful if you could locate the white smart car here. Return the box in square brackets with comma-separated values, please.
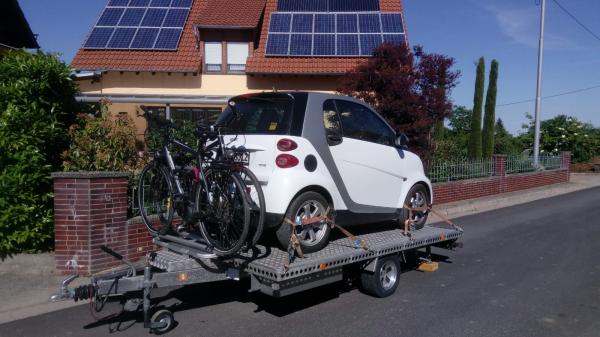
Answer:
[223, 92, 432, 253]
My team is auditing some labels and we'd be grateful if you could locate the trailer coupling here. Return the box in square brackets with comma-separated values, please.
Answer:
[48, 274, 79, 302]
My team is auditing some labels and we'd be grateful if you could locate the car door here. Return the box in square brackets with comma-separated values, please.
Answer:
[323, 99, 405, 208]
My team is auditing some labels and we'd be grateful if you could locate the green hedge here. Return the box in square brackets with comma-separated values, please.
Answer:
[0, 51, 79, 258]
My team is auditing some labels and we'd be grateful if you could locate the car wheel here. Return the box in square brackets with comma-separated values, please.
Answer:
[360, 255, 401, 298]
[402, 184, 430, 230]
[276, 191, 331, 254]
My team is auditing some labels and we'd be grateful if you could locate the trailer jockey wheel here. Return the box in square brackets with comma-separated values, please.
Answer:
[360, 255, 401, 298]
[150, 309, 174, 334]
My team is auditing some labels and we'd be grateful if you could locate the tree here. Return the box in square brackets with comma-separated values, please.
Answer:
[468, 57, 485, 159]
[482, 59, 499, 158]
[0, 51, 81, 257]
[449, 106, 472, 133]
[338, 44, 460, 158]
[494, 118, 522, 155]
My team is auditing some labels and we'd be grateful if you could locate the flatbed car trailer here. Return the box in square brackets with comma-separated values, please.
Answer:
[50, 223, 463, 334]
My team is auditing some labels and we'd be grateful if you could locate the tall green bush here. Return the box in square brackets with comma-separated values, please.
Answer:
[468, 57, 485, 159]
[482, 60, 499, 158]
[0, 50, 79, 258]
[63, 103, 145, 172]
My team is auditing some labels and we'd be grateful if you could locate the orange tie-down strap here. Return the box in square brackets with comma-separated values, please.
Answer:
[284, 208, 370, 256]
[402, 204, 463, 233]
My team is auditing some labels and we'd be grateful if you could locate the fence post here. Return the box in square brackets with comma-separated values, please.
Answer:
[492, 154, 507, 177]
[560, 151, 571, 171]
[52, 172, 129, 276]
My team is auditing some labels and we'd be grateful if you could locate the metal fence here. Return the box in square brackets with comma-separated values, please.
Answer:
[505, 155, 562, 174]
[427, 154, 563, 183]
[427, 157, 494, 183]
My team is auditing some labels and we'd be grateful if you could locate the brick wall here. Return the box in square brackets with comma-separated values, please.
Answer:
[52, 172, 153, 276]
[433, 152, 571, 204]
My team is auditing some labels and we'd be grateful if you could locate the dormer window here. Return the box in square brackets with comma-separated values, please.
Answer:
[227, 42, 249, 73]
[204, 42, 222, 72]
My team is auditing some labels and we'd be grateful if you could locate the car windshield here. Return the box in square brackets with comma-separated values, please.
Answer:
[220, 95, 295, 135]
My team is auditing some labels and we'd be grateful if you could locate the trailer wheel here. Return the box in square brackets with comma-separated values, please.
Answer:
[360, 255, 401, 298]
[150, 309, 174, 334]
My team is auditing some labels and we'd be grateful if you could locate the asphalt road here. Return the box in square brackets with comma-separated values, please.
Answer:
[1, 187, 599, 337]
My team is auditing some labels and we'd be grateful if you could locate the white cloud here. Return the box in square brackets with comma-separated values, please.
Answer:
[482, 3, 576, 50]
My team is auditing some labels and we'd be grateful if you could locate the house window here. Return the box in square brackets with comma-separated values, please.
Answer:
[143, 106, 222, 124]
[227, 42, 249, 73]
[204, 42, 222, 72]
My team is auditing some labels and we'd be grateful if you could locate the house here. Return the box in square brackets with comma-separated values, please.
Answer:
[0, 0, 40, 50]
[72, 0, 407, 134]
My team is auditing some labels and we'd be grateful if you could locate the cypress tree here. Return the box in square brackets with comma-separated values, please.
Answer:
[482, 59, 499, 158]
[468, 57, 485, 159]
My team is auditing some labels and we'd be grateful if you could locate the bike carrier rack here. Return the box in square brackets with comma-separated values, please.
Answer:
[49, 224, 463, 333]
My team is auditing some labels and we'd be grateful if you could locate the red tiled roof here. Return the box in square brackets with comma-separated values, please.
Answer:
[195, 0, 266, 28]
[71, 0, 207, 72]
[245, 0, 406, 75]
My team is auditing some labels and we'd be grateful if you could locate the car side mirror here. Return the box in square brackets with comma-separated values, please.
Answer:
[395, 133, 409, 149]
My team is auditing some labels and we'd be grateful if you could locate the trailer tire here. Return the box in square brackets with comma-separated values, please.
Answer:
[150, 309, 174, 334]
[360, 255, 400, 298]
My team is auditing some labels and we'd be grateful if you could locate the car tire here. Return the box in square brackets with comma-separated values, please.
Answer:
[276, 191, 331, 254]
[360, 255, 401, 298]
[402, 184, 430, 230]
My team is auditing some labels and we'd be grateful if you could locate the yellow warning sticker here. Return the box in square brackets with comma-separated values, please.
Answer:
[269, 122, 278, 130]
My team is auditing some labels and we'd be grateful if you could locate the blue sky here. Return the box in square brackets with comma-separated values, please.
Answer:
[19, 0, 600, 134]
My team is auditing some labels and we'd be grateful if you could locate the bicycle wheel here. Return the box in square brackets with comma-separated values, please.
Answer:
[138, 162, 174, 236]
[196, 169, 250, 256]
[238, 167, 265, 248]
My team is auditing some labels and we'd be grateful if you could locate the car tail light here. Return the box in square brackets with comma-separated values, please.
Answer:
[276, 154, 299, 168]
[277, 138, 298, 152]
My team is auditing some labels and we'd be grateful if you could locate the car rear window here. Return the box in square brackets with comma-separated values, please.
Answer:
[223, 95, 295, 135]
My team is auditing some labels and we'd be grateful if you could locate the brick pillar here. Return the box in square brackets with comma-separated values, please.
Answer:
[52, 172, 129, 275]
[492, 154, 507, 177]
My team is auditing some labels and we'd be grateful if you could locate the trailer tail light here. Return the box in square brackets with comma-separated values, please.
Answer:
[276, 154, 299, 168]
[277, 138, 298, 152]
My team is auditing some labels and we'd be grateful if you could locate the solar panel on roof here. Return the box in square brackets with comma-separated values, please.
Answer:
[107, 28, 137, 48]
[150, 0, 171, 7]
[266, 34, 290, 54]
[289, 34, 312, 55]
[380, 14, 403, 33]
[163, 8, 188, 27]
[314, 14, 334, 33]
[84, 28, 114, 48]
[330, 0, 379, 11]
[98, 8, 124, 26]
[277, 0, 378, 12]
[109, 0, 130, 6]
[83, 0, 189, 50]
[131, 28, 159, 48]
[291, 14, 313, 33]
[142, 8, 167, 26]
[129, 0, 150, 7]
[155, 28, 181, 49]
[265, 11, 406, 57]
[119, 8, 146, 26]
[313, 34, 335, 55]
[359, 34, 381, 55]
[269, 13, 291, 32]
[336, 14, 357, 33]
[337, 35, 358, 55]
[170, 0, 192, 7]
[358, 14, 380, 33]
[383, 34, 405, 45]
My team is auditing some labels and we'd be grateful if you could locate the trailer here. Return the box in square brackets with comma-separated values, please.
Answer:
[49, 223, 463, 334]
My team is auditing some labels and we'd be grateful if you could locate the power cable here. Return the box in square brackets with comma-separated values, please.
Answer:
[551, 0, 600, 43]
[498, 84, 600, 106]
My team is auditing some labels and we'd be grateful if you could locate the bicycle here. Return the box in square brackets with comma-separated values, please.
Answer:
[137, 110, 253, 256]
